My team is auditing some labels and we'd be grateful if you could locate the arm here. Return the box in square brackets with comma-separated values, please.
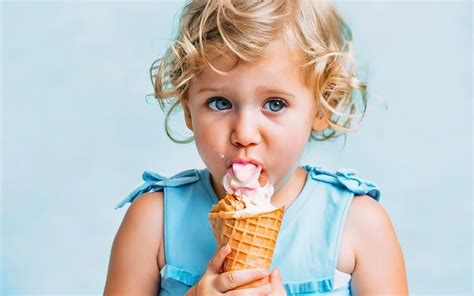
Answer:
[104, 191, 164, 295]
[347, 195, 408, 296]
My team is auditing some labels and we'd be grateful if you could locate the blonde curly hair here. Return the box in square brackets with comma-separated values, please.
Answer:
[151, 0, 367, 143]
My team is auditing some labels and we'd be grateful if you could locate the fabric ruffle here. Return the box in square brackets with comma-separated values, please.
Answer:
[160, 263, 338, 294]
[160, 264, 200, 287]
[284, 277, 333, 294]
[115, 169, 200, 209]
[305, 166, 380, 201]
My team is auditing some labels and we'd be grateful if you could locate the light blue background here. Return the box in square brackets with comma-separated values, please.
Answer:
[2, 1, 472, 295]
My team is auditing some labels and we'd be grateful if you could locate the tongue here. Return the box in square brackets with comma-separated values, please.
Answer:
[232, 163, 261, 183]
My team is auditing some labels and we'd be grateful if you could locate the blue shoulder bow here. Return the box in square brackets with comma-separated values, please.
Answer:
[305, 166, 381, 201]
[115, 169, 200, 209]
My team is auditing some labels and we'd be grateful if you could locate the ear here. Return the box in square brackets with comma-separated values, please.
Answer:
[312, 110, 329, 132]
[182, 99, 193, 131]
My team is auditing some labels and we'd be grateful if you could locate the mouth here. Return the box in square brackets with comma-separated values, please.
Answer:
[227, 157, 268, 186]
[227, 157, 264, 170]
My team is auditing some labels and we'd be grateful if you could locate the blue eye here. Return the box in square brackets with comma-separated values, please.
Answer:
[208, 97, 232, 111]
[263, 99, 287, 112]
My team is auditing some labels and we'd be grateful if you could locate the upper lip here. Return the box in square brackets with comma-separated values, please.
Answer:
[227, 157, 264, 169]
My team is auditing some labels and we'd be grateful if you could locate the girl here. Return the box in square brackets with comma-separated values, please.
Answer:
[104, 0, 408, 295]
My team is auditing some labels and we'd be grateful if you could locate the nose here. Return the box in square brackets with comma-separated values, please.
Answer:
[230, 110, 262, 147]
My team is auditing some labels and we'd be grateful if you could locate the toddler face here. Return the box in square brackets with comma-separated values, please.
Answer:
[185, 40, 319, 198]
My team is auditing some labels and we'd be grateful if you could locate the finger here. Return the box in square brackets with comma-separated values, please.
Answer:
[225, 283, 272, 296]
[216, 268, 269, 293]
[269, 268, 285, 294]
[270, 268, 282, 285]
[206, 244, 231, 274]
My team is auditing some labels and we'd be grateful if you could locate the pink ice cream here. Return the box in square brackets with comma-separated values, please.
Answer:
[222, 163, 276, 215]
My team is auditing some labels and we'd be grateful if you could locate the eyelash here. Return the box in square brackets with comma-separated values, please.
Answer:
[263, 98, 288, 112]
[206, 97, 288, 112]
[207, 97, 232, 111]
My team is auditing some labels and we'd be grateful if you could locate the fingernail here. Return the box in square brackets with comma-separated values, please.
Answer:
[223, 244, 231, 252]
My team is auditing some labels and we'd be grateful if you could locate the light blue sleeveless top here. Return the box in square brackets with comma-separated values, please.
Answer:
[116, 166, 380, 295]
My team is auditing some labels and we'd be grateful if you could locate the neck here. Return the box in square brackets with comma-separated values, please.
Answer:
[270, 167, 307, 209]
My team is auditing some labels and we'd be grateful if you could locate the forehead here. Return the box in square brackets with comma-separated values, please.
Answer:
[190, 39, 307, 92]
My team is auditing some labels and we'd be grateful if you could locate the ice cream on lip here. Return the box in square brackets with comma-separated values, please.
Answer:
[220, 160, 276, 215]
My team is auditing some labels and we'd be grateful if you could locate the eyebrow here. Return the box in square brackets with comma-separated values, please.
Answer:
[195, 85, 295, 98]
[195, 86, 224, 95]
[255, 85, 295, 99]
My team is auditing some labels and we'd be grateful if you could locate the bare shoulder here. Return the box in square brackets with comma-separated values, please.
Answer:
[346, 194, 391, 235]
[104, 191, 164, 295]
[120, 191, 164, 230]
[345, 194, 399, 256]
[345, 195, 408, 295]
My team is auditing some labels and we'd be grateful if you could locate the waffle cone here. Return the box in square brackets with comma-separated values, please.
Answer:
[208, 207, 284, 288]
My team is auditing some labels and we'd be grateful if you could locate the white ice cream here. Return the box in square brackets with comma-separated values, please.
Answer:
[222, 162, 276, 215]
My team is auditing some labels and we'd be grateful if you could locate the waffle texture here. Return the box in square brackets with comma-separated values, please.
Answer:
[208, 207, 284, 288]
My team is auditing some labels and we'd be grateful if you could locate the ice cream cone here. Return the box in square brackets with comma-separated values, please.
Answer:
[208, 206, 284, 288]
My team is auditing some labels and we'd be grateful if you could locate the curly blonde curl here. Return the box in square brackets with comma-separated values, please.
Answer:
[151, 0, 367, 143]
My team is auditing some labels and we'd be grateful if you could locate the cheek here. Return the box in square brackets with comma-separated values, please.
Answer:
[193, 123, 227, 171]
[194, 129, 217, 159]
[273, 129, 308, 168]
[272, 114, 312, 151]
[266, 115, 312, 181]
